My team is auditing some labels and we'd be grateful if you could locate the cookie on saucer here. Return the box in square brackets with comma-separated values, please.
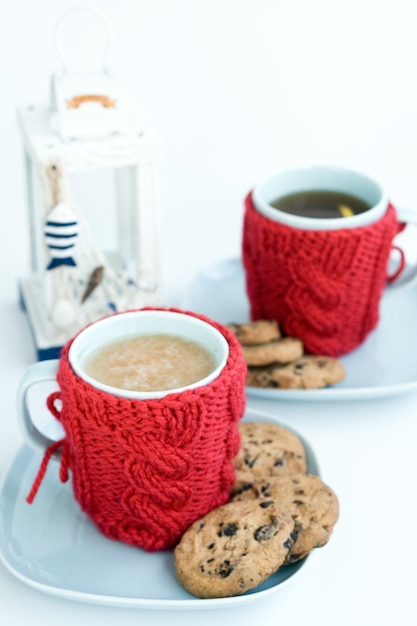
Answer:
[174, 499, 296, 598]
[232, 421, 307, 492]
[246, 355, 345, 389]
[227, 320, 281, 345]
[232, 473, 340, 563]
[241, 337, 304, 367]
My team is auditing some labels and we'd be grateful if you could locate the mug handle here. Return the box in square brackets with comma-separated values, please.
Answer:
[16, 360, 61, 454]
[387, 208, 417, 290]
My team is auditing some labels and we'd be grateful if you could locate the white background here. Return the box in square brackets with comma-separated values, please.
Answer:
[1, 1, 417, 625]
[1, 0, 417, 303]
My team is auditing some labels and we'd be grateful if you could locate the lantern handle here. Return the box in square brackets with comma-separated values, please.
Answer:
[53, 6, 114, 74]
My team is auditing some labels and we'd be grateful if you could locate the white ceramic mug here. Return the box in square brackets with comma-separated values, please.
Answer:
[252, 165, 417, 234]
[16, 308, 246, 552]
[17, 309, 229, 453]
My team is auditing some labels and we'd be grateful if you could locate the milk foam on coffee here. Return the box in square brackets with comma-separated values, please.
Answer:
[84, 334, 216, 392]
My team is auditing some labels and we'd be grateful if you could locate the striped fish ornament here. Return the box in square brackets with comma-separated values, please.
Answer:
[44, 202, 79, 270]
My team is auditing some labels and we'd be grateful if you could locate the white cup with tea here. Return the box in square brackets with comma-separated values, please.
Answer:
[243, 165, 417, 356]
[253, 165, 396, 230]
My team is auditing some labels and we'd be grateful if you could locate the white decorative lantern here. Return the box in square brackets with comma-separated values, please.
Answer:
[18, 8, 162, 360]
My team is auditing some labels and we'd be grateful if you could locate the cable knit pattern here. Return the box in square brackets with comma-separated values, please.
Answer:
[37, 308, 247, 552]
[242, 193, 404, 356]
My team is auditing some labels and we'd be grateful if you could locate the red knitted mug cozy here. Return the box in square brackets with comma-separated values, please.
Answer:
[27, 308, 247, 552]
[242, 192, 405, 356]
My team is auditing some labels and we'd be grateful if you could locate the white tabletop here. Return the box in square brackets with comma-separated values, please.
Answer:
[2, 285, 417, 626]
[1, 2, 417, 624]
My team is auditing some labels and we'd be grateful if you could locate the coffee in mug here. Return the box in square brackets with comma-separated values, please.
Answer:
[83, 333, 216, 392]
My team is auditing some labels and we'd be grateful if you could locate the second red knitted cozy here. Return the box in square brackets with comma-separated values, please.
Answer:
[242, 193, 404, 356]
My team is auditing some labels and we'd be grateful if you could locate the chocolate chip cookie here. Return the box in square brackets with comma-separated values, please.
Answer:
[227, 320, 281, 345]
[233, 474, 340, 563]
[232, 421, 307, 492]
[246, 355, 345, 389]
[242, 337, 304, 367]
[174, 499, 296, 598]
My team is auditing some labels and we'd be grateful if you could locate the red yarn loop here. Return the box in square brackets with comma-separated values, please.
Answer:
[46, 391, 62, 420]
[26, 438, 66, 504]
[26, 392, 69, 502]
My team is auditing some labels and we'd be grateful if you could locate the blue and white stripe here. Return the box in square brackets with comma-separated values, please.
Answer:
[44, 202, 79, 271]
